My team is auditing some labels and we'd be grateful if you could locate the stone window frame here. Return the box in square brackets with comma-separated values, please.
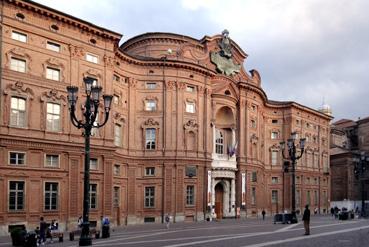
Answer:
[183, 120, 199, 151]
[89, 158, 99, 170]
[3, 81, 34, 128]
[145, 82, 157, 90]
[144, 186, 155, 208]
[186, 185, 195, 206]
[43, 58, 65, 82]
[86, 53, 99, 64]
[43, 181, 59, 211]
[46, 41, 61, 52]
[11, 30, 27, 43]
[8, 180, 26, 211]
[46, 102, 62, 132]
[185, 99, 196, 114]
[89, 183, 98, 209]
[269, 144, 280, 166]
[271, 190, 278, 203]
[251, 187, 256, 205]
[142, 118, 160, 151]
[113, 113, 126, 147]
[271, 177, 279, 184]
[6, 48, 32, 73]
[143, 96, 158, 112]
[186, 84, 196, 93]
[305, 148, 313, 167]
[145, 167, 155, 176]
[40, 89, 67, 132]
[9, 96, 27, 128]
[270, 129, 280, 139]
[113, 164, 121, 176]
[113, 186, 121, 208]
[44, 153, 60, 168]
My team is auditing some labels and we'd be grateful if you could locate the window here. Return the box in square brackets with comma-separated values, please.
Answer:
[9, 152, 25, 165]
[145, 167, 155, 176]
[186, 185, 195, 205]
[186, 85, 195, 92]
[46, 41, 60, 52]
[186, 102, 195, 113]
[89, 184, 97, 209]
[9, 181, 25, 210]
[10, 97, 26, 127]
[11, 31, 27, 42]
[113, 95, 119, 105]
[144, 186, 155, 208]
[271, 151, 278, 165]
[46, 67, 60, 81]
[46, 103, 60, 131]
[271, 190, 278, 203]
[86, 53, 98, 63]
[272, 119, 278, 124]
[314, 153, 319, 168]
[146, 82, 157, 89]
[90, 158, 98, 170]
[114, 124, 122, 146]
[10, 58, 26, 72]
[145, 100, 156, 111]
[44, 182, 58, 210]
[272, 177, 278, 184]
[251, 171, 257, 182]
[113, 75, 120, 82]
[251, 119, 256, 128]
[271, 131, 278, 139]
[45, 154, 59, 167]
[113, 164, 120, 176]
[113, 186, 120, 207]
[215, 129, 224, 154]
[251, 187, 256, 205]
[306, 191, 311, 205]
[145, 128, 156, 150]
[314, 190, 318, 205]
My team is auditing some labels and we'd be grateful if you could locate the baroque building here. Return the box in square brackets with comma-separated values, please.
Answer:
[0, 0, 332, 235]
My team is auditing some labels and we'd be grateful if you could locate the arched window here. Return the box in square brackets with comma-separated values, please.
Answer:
[215, 129, 224, 154]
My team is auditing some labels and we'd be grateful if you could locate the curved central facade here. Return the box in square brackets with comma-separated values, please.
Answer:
[0, 0, 332, 233]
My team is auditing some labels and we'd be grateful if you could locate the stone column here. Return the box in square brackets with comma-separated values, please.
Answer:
[231, 178, 236, 215]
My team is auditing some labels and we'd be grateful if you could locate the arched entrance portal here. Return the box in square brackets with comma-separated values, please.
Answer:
[215, 183, 224, 219]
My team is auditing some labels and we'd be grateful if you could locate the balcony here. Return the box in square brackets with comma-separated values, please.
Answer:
[211, 153, 237, 170]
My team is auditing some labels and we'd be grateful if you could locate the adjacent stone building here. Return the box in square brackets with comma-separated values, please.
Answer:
[0, 0, 332, 234]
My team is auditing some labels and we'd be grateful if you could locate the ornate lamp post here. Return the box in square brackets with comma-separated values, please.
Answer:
[353, 151, 369, 217]
[280, 132, 306, 224]
[66, 78, 112, 246]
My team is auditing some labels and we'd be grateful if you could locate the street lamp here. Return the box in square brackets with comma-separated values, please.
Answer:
[66, 77, 112, 246]
[280, 132, 306, 224]
[353, 151, 369, 217]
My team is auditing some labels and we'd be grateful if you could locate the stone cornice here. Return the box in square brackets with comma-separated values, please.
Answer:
[6, 0, 122, 42]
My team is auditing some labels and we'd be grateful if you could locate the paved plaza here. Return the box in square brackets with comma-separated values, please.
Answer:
[1, 215, 369, 247]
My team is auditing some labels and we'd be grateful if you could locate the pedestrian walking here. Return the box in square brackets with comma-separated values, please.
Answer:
[39, 217, 47, 245]
[302, 205, 310, 235]
[262, 209, 266, 220]
[165, 214, 170, 229]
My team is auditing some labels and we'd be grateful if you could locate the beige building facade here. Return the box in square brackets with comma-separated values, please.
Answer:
[0, 0, 332, 235]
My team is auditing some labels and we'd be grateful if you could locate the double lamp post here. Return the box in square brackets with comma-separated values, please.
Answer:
[67, 78, 112, 246]
[280, 132, 306, 224]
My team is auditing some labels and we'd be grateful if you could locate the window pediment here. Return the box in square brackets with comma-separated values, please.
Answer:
[40, 89, 66, 104]
[4, 81, 34, 99]
[142, 118, 159, 128]
[184, 119, 198, 131]
[6, 48, 32, 72]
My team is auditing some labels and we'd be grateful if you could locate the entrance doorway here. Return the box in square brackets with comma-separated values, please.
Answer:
[215, 183, 224, 219]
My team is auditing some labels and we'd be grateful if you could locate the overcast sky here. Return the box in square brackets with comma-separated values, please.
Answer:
[34, 0, 369, 121]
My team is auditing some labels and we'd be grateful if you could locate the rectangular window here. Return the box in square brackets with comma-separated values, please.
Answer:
[10, 97, 26, 127]
[185, 102, 195, 113]
[11, 31, 27, 42]
[113, 164, 120, 176]
[251, 171, 257, 182]
[89, 184, 97, 209]
[113, 74, 120, 82]
[307, 191, 311, 205]
[251, 120, 256, 128]
[9, 152, 25, 165]
[44, 182, 58, 210]
[186, 85, 195, 92]
[146, 82, 157, 89]
[186, 185, 195, 205]
[45, 154, 59, 167]
[272, 177, 278, 184]
[215, 129, 224, 154]
[251, 187, 256, 205]
[113, 95, 119, 105]
[145, 128, 156, 150]
[46, 103, 60, 131]
[9, 181, 25, 210]
[145, 100, 156, 111]
[272, 119, 278, 124]
[46, 67, 60, 81]
[145, 167, 155, 176]
[271, 190, 278, 203]
[271, 151, 278, 165]
[10, 58, 26, 72]
[46, 41, 60, 52]
[114, 124, 122, 146]
[314, 190, 318, 205]
[271, 131, 278, 139]
[86, 53, 98, 63]
[113, 186, 120, 207]
[90, 158, 98, 170]
[144, 186, 155, 208]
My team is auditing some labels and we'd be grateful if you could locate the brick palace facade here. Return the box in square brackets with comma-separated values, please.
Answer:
[0, 0, 332, 234]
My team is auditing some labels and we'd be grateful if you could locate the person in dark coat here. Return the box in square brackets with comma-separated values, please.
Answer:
[262, 209, 266, 220]
[302, 205, 311, 235]
[39, 217, 47, 245]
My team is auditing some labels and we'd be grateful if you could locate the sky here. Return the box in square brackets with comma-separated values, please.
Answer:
[33, 0, 369, 121]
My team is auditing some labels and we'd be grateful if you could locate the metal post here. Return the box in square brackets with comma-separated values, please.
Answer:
[291, 158, 297, 223]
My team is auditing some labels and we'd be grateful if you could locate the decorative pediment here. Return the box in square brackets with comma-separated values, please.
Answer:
[113, 112, 126, 123]
[142, 118, 159, 128]
[6, 48, 32, 71]
[40, 89, 67, 104]
[269, 143, 280, 151]
[43, 58, 66, 82]
[4, 81, 34, 99]
[83, 69, 102, 80]
[68, 44, 85, 58]
[103, 55, 114, 68]
[211, 80, 239, 100]
[184, 119, 199, 131]
[250, 134, 258, 144]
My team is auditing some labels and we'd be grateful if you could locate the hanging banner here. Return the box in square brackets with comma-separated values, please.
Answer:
[242, 172, 246, 206]
[207, 170, 212, 206]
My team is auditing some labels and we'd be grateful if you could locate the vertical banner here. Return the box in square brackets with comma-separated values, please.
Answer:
[207, 170, 212, 206]
[242, 172, 246, 206]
